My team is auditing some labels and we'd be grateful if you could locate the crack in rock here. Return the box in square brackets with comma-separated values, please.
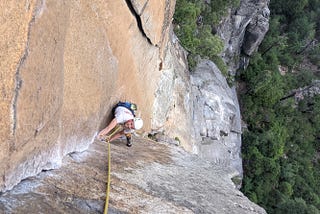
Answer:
[124, 0, 152, 45]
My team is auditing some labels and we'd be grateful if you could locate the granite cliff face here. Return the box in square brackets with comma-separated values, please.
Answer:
[0, 138, 266, 214]
[1, 0, 268, 213]
[0, 0, 175, 192]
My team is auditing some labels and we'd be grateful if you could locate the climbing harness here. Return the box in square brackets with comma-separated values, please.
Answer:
[103, 125, 122, 214]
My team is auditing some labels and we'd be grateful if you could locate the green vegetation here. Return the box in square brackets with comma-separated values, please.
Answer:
[231, 175, 242, 187]
[240, 0, 320, 213]
[174, 0, 320, 213]
[173, 0, 239, 71]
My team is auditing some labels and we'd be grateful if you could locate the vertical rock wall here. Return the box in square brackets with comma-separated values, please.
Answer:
[191, 60, 242, 176]
[0, 0, 175, 192]
[0, 0, 38, 193]
[152, 32, 196, 152]
[152, 39, 243, 176]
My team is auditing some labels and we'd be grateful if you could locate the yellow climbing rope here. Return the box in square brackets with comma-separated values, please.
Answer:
[103, 125, 123, 214]
[104, 139, 111, 214]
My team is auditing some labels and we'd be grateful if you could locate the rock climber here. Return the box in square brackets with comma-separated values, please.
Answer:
[98, 101, 143, 147]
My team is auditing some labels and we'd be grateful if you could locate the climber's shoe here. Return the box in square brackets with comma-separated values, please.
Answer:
[126, 135, 132, 147]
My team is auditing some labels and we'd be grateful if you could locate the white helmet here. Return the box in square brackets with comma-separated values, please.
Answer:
[134, 117, 143, 130]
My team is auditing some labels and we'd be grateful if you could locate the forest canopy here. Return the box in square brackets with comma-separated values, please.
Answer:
[174, 0, 320, 213]
[240, 0, 320, 213]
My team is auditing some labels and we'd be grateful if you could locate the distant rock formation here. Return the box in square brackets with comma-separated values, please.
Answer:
[280, 80, 320, 103]
[217, 0, 270, 73]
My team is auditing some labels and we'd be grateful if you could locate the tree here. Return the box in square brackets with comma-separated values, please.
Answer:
[276, 198, 319, 214]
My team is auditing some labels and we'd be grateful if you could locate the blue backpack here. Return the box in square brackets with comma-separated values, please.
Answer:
[112, 101, 137, 117]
